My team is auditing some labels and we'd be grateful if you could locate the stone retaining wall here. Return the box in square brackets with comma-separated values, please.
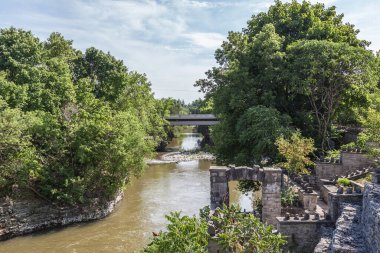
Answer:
[341, 151, 373, 171]
[327, 192, 363, 222]
[315, 152, 373, 186]
[315, 162, 344, 185]
[361, 183, 380, 253]
[330, 204, 366, 253]
[276, 217, 333, 253]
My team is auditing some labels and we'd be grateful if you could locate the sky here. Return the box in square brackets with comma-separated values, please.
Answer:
[0, 0, 379, 103]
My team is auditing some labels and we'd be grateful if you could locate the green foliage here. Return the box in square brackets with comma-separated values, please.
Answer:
[359, 108, 380, 164]
[281, 187, 298, 208]
[199, 205, 211, 221]
[276, 131, 316, 175]
[364, 174, 373, 183]
[0, 28, 166, 205]
[195, 1, 378, 164]
[144, 205, 286, 253]
[214, 105, 292, 166]
[212, 205, 286, 253]
[254, 198, 263, 215]
[0, 99, 39, 196]
[287, 40, 377, 150]
[237, 180, 261, 194]
[187, 97, 214, 114]
[325, 149, 341, 160]
[164, 98, 190, 115]
[143, 212, 209, 253]
[361, 108, 380, 144]
[337, 178, 351, 187]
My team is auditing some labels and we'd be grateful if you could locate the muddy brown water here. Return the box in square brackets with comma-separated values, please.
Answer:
[0, 133, 250, 253]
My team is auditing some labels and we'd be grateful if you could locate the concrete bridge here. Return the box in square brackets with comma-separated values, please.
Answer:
[166, 114, 219, 126]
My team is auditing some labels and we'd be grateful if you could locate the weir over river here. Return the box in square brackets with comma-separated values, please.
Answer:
[0, 132, 251, 253]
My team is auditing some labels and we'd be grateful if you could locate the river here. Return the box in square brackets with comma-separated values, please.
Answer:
[0, 132, 250, 253]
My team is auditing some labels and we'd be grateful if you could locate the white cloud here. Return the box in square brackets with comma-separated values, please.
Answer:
[0, 0, 379, 103]
[183, 32, 225, 49]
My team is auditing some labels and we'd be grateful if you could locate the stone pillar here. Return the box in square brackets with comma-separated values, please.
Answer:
[210, 166, 229, 210]
[299, 190, 318, 213]
[262, 167, 282, 226]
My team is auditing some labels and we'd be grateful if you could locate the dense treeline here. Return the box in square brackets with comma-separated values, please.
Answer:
[0, 28, 169, 205]
[196, 0, 380, 166]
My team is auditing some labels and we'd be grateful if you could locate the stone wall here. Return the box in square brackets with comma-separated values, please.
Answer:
[327, 191, 363, 222]
[361, 183, 380, 253]
[0, 191, 123, 240]
[320, 184, 337, 203]
[341, 151, 373, 171]
[330, 203, 366, 253]
[315, 162, 344, 185]
[302, 174, 318, 189]
[315, 151, 373, 186]
[276, 217, 333, 253]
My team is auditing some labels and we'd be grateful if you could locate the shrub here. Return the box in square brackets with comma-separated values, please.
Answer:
[337, 177, 351, 187]
[281, 187, 298, 207]
[276, 130, 316, 175]
[212, 205, 286, 253]
[144, 205, 287, 253]
[143, 212, 209, 253]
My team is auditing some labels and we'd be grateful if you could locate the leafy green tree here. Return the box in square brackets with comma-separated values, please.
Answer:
[358, 108, 380, 164]
[213, 105, 292, 165]
[0, 27, 166, 205]
[360, 108, 380, 144]
[187, 98, 214, 114]
[287, 40, 377, 150]
[0, 99, 39, 196]
[195, 0, 378, 164]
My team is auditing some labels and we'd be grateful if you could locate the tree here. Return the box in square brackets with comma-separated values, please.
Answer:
[0, 27, 166, 205]
[0, 99, 39, 196]
[195, 1, 378, 164]
[275, 131, 316, 175]
[358, 108, 380, 164]
[287, 40, 377, 150]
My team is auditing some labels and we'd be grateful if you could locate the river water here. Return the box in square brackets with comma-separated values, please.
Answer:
[0, 132, 250, 253]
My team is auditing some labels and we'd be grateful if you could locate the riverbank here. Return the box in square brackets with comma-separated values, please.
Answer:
[0, 191, 123, 241]
[0, 132, 216, 252]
